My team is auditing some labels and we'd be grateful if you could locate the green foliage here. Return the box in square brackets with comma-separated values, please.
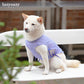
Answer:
[0, 22, 5, 27]
[22, 61, 29, 66]
[0, 28, 23, 84]
[0, 28, 37, 84]
[33, 61, 41, 66]
[22, 61, 41, 67]
[30, 81, 37, 84]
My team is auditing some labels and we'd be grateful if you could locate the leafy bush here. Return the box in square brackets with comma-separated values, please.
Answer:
[0, 29, 23, 84]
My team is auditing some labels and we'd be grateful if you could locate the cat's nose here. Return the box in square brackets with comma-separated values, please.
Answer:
[25, 28, 29, 33]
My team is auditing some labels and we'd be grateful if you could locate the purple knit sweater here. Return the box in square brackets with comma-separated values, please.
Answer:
[25, 35, 63, 60]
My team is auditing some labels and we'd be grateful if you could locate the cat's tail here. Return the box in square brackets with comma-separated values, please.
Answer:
[66, 59, 81, 68]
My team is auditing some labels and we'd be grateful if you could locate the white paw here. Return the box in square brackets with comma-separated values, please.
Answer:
[24, 67, 32, 71]
[56, 69, 62, 73]
[42, 70, 49, 75]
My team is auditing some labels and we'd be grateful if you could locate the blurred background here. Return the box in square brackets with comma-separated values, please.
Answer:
[0, 0, 84, 63]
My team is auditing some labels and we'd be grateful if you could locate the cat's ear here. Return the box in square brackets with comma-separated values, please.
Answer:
[37, 17, 43, 24]
[22, 13, 28, 20]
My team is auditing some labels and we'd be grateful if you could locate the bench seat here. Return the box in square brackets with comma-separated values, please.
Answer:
[12, 64, 84, 84]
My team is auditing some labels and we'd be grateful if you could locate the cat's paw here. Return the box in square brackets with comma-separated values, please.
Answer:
[56, 69, 62, 73]
[24, 66, 32, 71]
[42, 70, 49, 75]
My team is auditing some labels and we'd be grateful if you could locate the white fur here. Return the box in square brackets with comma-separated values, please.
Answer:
[24, 15, 45, 41]
[36, 45, 49, 75]
[23, 14, 80, 75]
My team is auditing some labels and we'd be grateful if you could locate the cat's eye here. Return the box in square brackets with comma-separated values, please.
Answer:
[26, 22, 28, 24]
[32, 23, 35, 26]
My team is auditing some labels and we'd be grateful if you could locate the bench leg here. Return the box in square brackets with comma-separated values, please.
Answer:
[67, 44, 75, 58]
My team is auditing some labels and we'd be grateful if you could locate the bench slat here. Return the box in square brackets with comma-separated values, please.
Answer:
[0, 29, 84, 46]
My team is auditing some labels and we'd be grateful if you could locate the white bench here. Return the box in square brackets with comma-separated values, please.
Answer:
[0, 29, 84, 84]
